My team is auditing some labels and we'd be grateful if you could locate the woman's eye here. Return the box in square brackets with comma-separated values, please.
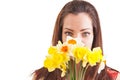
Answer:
[82, 32, 90, 37]
[64, 32, 73, 36]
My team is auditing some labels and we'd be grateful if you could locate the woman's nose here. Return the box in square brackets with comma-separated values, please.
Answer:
[74, 33, 81, 39]
[73, 33, 82, 41]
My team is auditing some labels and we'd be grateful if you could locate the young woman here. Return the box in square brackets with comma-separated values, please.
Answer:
[32, 0, 120, 80]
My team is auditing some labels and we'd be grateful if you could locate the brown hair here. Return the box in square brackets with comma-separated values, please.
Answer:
[33, 0, 112, 80]
[52, 0, 103, 50]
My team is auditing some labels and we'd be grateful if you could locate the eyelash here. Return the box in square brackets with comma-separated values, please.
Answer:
[64, 31, 91, 37]
[64, 31, 73, 36]
[82, 32, 90, 37]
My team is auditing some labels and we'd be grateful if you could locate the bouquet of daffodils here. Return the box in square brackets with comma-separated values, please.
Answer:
[43, 36, 105, 80]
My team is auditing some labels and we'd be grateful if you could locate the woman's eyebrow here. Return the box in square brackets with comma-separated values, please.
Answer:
[64, 28, 73, 31]
[80, 28, 92, 31]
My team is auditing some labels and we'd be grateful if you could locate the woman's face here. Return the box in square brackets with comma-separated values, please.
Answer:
[62, 13, 94, 49]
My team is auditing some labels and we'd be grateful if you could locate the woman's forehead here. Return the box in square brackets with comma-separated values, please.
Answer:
[63, 13, 93, 30]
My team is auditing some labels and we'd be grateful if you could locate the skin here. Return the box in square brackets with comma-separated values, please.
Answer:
[62, 13, 94, 49]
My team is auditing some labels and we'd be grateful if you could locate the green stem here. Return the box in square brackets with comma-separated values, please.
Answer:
[74, 60, 76, 80]
[79, 61, 83, 80]
[69, 61, 73, 80]
[78, 61, 82, 79]
[81, 64, 89, 80]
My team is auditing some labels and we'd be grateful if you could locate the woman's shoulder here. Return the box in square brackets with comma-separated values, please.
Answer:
[106, 67, 120, 80]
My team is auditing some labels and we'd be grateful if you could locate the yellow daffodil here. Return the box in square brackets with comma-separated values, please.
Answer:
[44, 46, 70, 76]
[73, 47, 90, 64]
[48, 46, 57, 55]
[87, 47, 103, 66]
[68, 39, 77, 44]
[44, 52, 69, 72]
[43, 36, 105, 79]
[61, 45, 69, 53]
[56, 41, 71, 54]
[66, 36, 84, 47]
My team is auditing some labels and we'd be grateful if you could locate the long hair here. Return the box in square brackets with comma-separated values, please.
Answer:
[33, 0, 111, 80]
[52, 0, 103, 50]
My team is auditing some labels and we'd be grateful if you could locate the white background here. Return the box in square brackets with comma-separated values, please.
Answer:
[0, 0, 120, 80]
